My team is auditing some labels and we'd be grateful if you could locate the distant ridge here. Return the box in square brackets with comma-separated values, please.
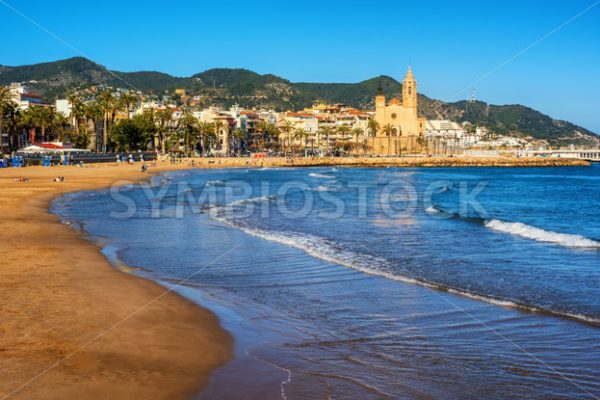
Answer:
[1, 57, 598, 146]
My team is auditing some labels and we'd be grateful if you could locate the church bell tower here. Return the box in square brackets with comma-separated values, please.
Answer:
[402, 67, 417, 109]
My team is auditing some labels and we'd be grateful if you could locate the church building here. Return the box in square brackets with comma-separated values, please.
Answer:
[369, 67, 426, 154]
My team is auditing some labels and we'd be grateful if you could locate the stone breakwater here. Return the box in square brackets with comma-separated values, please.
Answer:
[181, 156, 590, 169]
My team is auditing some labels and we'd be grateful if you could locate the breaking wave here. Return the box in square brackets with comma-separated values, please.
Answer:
[309, 173, 336, 179]
[313, 185, 341, 192]
[427, 205, 600, 250]
[211, 210, 600, 325]
[484, 219, 600, 249]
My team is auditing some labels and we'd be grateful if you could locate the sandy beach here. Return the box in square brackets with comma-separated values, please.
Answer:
[0, 155, 589, 399]
[0, 162, 233, 400]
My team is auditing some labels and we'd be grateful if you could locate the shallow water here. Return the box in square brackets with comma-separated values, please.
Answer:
[52, 165, 600, 399]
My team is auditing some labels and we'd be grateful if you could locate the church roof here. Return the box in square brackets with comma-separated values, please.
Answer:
[404, 66, 415, 81]
[388, 98, 401, 106]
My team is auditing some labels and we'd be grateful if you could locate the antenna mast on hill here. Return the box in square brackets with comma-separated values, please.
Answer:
[468, 88, 476, 103]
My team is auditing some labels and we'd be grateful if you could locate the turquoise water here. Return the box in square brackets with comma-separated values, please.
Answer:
[52, 165, 600, 399]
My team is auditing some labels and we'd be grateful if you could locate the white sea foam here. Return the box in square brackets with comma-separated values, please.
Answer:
[227, 195, 277, 207]
[308, 172, 336, 179]
[425, 206, 441, 214]
[211, 212, 600, 324]
[484, 219, 600, 249]
[313, 185, 341, 192]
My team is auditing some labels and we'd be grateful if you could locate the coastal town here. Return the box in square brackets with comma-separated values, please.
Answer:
[3, 67, 597, 164]
[3, 1, 600, 399]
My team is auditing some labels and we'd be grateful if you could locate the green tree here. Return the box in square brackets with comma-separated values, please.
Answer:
[367, 118, 380, 138]
[263, 122, 279, 152]
[2, 101, 19, 152]
[0, 86, 13, 153]
[84, 101, 103, 151]
[317, 125, 334, 155]
[112, 116, 151, 152]
[279, 120, 295, 155]
[22, 106, 54, 143]
[156, 108, 173, 153]
[67, 93, 84, 137]
[381, 123, 394, 156]
[198, 121, 215, 155]
[232, 127, 244, 155]
[96, 90, 115, 152]
[70, 126, 90, 149]
[294, 127, 309, 154]
[334, 125, 352, 154]
[52, 112, 70, 143]
[351, 127, 364, 154]
[177, 112, 200, 156]
[119, 91, 139, 119]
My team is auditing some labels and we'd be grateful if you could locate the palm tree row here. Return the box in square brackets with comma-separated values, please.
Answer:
[2, 84, 385, 156]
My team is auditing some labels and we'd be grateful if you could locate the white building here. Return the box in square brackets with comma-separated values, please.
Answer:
[8, 83, 43, 110]
[425, 120, 465, 138]
[55, 99, 72, 117]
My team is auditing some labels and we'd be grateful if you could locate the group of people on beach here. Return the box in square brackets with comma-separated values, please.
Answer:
[13, 175, 65, 183]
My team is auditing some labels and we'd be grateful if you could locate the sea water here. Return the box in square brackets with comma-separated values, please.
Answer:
[52, 165, 600, 399]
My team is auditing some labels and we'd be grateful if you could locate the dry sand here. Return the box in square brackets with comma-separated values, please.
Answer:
[0, 155, 588, 399]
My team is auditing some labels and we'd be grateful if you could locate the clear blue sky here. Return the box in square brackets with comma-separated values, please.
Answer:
[1, 0, 599, 132]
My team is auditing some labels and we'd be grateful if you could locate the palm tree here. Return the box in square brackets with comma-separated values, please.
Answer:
[67, 93, 84, 138]
[254, 120, 266, 152]
[119, 91, 139, 119]
[84, 102, 103, 151]
[178, 112, 199, 156]
[198, 121, 215, 155]
[0, 86, 13, 153]
[96, 90, 115, 152]
[156, 108, 173, 153]
[213, 120, 225, 154]
[351, 127, 364, 154]
[232, 127, 244, 155]
[3, 101, 19, 151]
[317, 125, 335, 155]
[381, 123, 394, 156]
[334, 125, 352, 154]
[294, 127, 309, 155]
[416, 134, 428, 154]
[264, 122, 279, 152]
[279, 120, 295, 155]
[25, 106, 54, 143]
[52, 112, 70, 143]
[367, 118, 380, 138]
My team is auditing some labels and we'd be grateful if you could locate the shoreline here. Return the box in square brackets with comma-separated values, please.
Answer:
[0, 155, 590, 399]
[0, 162, 232, 400]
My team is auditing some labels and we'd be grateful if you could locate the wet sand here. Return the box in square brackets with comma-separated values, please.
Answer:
[0, 155, 588, 399]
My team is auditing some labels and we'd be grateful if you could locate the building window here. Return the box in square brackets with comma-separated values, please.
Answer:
[391, 113, 397, 119]
[408, 87, 412, 95]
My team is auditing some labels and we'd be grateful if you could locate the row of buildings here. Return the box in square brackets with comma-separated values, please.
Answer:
[5, 69, 537, 155]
